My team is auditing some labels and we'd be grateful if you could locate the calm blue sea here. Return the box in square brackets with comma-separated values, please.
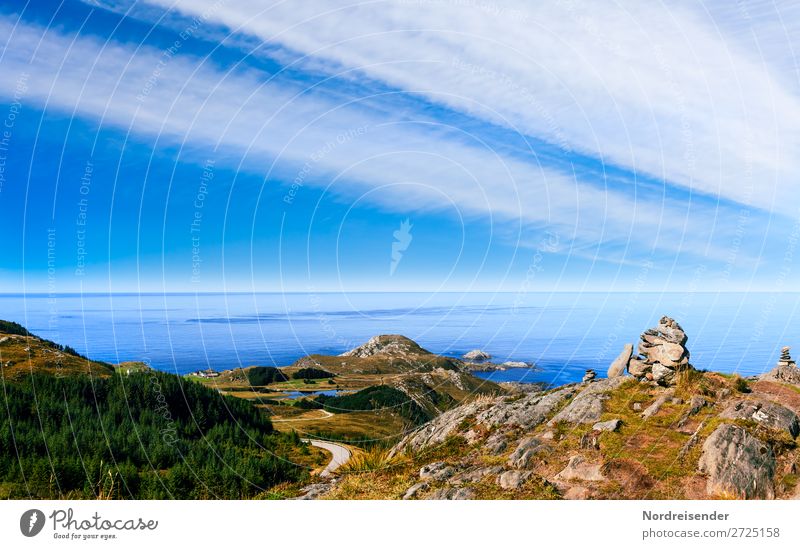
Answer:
[1, 292, 798, 385]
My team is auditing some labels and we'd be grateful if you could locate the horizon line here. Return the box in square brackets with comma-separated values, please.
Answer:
[1, 290, 798, 297]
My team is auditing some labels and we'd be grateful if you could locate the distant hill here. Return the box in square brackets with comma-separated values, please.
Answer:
[290, 335, 465, 375]
[278, 335, 503, 440]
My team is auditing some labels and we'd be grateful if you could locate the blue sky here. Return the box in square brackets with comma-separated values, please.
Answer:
[1, 0, 799, 293]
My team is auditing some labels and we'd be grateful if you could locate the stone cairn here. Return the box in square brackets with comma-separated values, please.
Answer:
[627, 316, 692, 386]
[582, 369, 597, 383]
[761, 346, 800, 384]
[778, 347, 795, 368]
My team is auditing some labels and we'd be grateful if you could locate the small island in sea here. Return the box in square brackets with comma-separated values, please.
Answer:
[2, 315, 799, 500]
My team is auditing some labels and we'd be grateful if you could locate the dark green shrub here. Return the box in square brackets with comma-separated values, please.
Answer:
[292, 368, 335, 380]
[246, 366, 288, 385]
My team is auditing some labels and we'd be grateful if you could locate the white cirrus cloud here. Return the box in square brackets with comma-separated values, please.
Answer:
[140, 0, 800, 215]
[0, 14, 772, 274]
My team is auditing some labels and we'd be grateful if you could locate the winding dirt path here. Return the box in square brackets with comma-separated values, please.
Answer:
[304, 439, 351, 477]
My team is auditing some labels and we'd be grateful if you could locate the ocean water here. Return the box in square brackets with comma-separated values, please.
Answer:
[1, 292, 798, 385]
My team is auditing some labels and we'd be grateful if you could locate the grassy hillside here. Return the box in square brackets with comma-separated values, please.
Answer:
[0, 321, 322, 499]
[0, 321, 115, 378]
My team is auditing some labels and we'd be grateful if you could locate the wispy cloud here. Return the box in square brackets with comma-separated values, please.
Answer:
[139, 0, 800, 215]
[0, 11, 778, 281]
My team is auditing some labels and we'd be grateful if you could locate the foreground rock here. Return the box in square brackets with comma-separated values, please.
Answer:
[548, 376, 628, 425]
[392, 385, 576, 454]
[698, 424, 776, 499]
[627, 316, 692, 386]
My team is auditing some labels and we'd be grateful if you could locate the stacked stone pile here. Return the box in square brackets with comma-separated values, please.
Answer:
[778, 347, 795, 367]
[626, 316, 692, 386]
[760, 346, 800, 385]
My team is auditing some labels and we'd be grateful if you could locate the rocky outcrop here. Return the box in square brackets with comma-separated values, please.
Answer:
[392, 385, 576, 454]
[607, 343, 633, 377]
[463, 349, 491, 362]
[507, 437, 551, 469]
[340, 335, 429, 358]
[641, 389, 675, 420]
[425, 487, 475, 500]
[677, 395, 709, 427]
[475, 385, 577, 430]
[497, 470, 531, 490]
[502, 361, 532, 369]
[698, 424, 776, 499]
[555, 456, 606, 482]
[760, 347, 800, 385]
[548, 376, 628, 425]
[593, 418, 622, 432]
[419, 461, 456, 481]
[450, 466, 503, 485]
[402, 481, 428, 500]
[627, 316, 692, 386]
[462, 360, 537, 372]
[719, 399, 800, 437]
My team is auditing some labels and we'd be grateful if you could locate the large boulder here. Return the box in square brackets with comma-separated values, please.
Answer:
[607, 343, 633, 377]
[450, 466, 503, 485]
[643, 341, 687, 366]
[698, 424, 776, 499]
